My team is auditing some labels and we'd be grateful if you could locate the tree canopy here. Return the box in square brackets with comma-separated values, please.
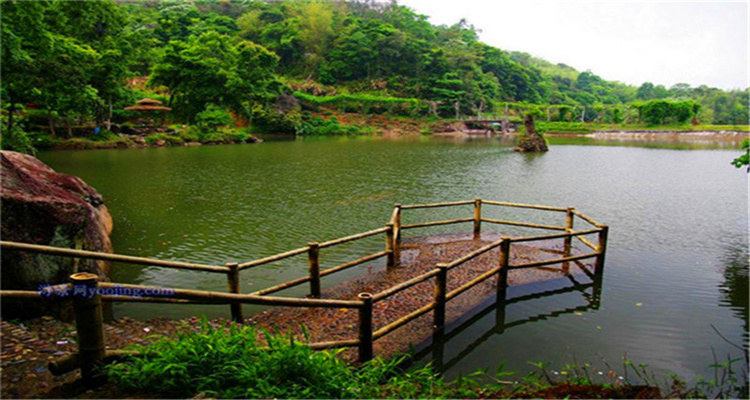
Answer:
[1, 0, 748, 142]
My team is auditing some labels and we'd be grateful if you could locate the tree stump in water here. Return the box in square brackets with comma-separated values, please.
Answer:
[514, 114, 548, 152]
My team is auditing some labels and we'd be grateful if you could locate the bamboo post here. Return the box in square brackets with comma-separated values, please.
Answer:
[358, 293, 373, 363]
[433, 263, 448, 331]
[595, 225, 609, 275]
[497, 237, 511, 303]
[591, 271, 604, 309]
[432, 327, 446, 371]
[495, 296, 507, 334]
[385, 223, 395, 268]
[308, 242, 321, 298]
[69, 273, 106, 383]
[563, 207, 575, 272]
[473, 198, 482, 236]
[394, 203, 402, 244]
[226, 262, 243, 323]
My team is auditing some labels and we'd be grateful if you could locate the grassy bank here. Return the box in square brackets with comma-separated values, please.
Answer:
[534, 121, 749, 135]
[4, 113, 747, 154]
[99, 321, 746, 399]
[20, 126, 261, 152]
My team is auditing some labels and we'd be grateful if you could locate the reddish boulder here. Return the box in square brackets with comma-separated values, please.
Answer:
[1, 151, 113, 318]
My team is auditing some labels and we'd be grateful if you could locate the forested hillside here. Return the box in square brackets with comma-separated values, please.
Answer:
[1, 0, 747, 151]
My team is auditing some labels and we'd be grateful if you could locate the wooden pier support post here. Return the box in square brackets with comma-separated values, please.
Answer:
[308, 242, 321, 298]
[385, 223, 395, 268]
[595, 225, 609, 275]
[473, 198, 482, 236]
[69, 273, 106, 383]
[358, 293, 374, 363]
[433, 263, 448, 331]
[497, 237, 511, 303]
[394, 203, 402, 244]
[226, 263, 243, 323]
[563, 207, 575, 272]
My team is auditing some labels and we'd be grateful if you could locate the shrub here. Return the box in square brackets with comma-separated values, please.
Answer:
[27, 131, 61, 149]
[731, 138, 749, 172]
[250, 104, 301, 134]
[294, 116, 372, 136]
[0, 125, 36, 154]
[108, 322, 362, 398]
[293, 92, 423, 116]
[145, 133, 184, 146]
[632, 99, 701, 125]
[195, 105, 233, 132]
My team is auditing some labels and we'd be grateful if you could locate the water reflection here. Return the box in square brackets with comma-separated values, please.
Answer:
[415, 261, 603, 374]
[718, 239, 749, 347]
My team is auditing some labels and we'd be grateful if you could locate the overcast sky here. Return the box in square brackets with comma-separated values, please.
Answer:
[396, 0, 749, 90]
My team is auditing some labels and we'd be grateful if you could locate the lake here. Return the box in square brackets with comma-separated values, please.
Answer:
[37, 135, 748, 385]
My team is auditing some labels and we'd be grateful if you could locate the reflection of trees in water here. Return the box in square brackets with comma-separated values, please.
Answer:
[718, 238, 749, 343]
[717, 239, 749, 400]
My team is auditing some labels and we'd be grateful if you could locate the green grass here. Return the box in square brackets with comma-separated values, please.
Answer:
[104, 320, 748, 399]
[537, 121, 749, 134]
[106, 321, 460, 399]
[295, 116, 376, 136]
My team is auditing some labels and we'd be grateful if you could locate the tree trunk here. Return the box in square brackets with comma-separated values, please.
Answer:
[106, 97, 112, 131]
[7, 107, 14, 134]
[65, 114, 73, 138]
[581, 107, 586, 122]
[47, 110, 57, 136]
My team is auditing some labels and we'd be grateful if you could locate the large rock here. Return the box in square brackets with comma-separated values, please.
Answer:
[514, 115, 549, 152]
[1, 151, 113, 319]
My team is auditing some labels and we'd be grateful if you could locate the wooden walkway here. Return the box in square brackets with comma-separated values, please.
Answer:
[0, 199, 608, 382]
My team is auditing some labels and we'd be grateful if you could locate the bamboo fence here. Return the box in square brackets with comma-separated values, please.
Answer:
[0, 199, 608, 382]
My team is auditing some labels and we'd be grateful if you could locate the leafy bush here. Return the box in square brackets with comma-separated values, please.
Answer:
[106, 321, 509, 399]
[195, 105, 233, 132]
[105, 320, 746, 399]
[294, 116, 373, 136]
[145, 133, 184, 146]
[731, 138, 749, 172]
[0, 125, 36, 154]
[88, 130, 120, 142]
[294, 92, 422, 116]
[26, 131, 61, 149]
[249, 104, 301, 134]
[633, 99, 701, 125]
[177, 127, 200, 143]
[108, 322, 369, 398]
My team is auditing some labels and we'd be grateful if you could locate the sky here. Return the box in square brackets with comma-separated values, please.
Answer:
[396, 0, 750, 90]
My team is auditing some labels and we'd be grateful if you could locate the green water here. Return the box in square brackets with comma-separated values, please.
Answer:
[37, 135, 748, 385]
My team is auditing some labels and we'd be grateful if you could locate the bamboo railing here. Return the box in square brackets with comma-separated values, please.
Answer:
[0, 199, 608, 382]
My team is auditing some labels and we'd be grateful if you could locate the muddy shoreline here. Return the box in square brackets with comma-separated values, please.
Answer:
[434, 129, 747, 143]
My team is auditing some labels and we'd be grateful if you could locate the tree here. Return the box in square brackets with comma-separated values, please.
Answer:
[150, 31, 237, 120]
[731, 138, 749, 172]
[669, 83, 692, 99]
[150, 31, 281, 122]
[290, 1, 334, 78]
[633, 99, 700, 125]
[1, 0, 47, 133]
